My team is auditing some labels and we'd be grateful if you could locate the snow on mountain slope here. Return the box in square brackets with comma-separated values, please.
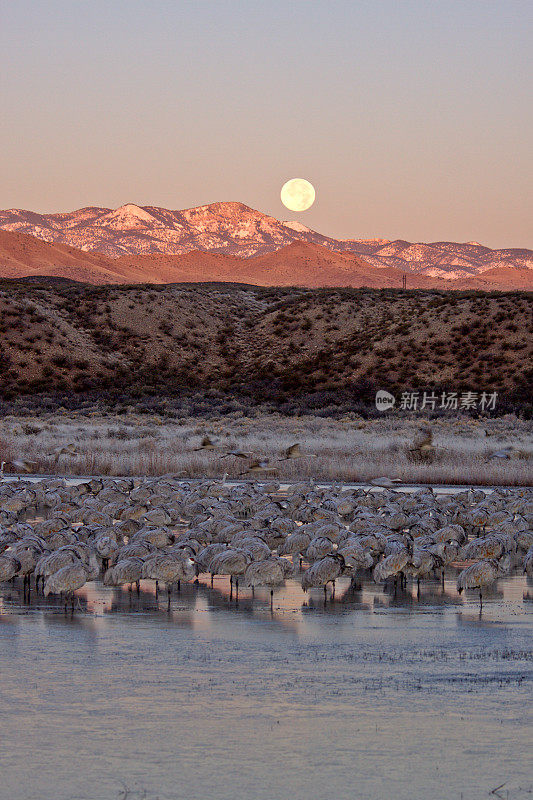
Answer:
[0, 202, 530, 277]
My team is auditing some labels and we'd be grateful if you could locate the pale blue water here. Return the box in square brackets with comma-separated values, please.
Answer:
[1, 573, 531, 800]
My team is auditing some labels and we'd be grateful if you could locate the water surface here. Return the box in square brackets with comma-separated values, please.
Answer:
[1, 574, 531, 800]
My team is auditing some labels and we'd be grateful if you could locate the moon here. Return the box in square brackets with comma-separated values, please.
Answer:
[280, 178, 315, 212]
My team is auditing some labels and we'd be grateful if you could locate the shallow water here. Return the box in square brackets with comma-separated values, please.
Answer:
[1, 573, 532, 800]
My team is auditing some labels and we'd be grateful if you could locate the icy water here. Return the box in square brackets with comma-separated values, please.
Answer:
[1, 574, 532, 800]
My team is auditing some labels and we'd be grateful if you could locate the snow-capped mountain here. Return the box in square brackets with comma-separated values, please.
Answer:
[0, 202, 334, 258]
[0, 201, 530, 277]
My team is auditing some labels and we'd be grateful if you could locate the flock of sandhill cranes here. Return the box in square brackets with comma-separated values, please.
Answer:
[0, 444, 81, 477]
[0, 474, 531, 613]
[0, 439, 309, 481]
[195, 437, 314, 476]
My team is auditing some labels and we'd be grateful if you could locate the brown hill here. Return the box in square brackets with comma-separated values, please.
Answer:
[0, 282, 530, 409]
[235, 241, 379, 286]
[455, 266, 533, 291]
[0, 229, 531, 290]
[113, 250, 241, 283]
[0, 229, 124, 284]
[234, 241, 440, 288]
[111, 241, 533, 290]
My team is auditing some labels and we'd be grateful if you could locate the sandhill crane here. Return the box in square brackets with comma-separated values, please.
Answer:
[515, 531, 533, 553]
[373, 547, 412, 589]
[240, 459, 278, 477]
[277, 531, 312, 569]
[142, 554, 195, 609]
[407, 549, 444, 595]
[301, 554, 346, 601]
[194, 436, 218, 451]
[135, 526, 174, 547]
[0, 466, 531, 621]
[244, 558, 285, 607]
[209, 549, 250, 599]
[104, 557, 144, 595]
[220, 450, 253, 460]
[118, 542, 155, 560]
[1, 458, 37, 477]
[49, 444, 80, 466]
[428, 539, 460, 569]
[409, 425, 435, 462]
[337, 541, 374, 570]
[523, 545, 533, 576]
[35, 548, 80, 591]
[432, 524, 467, 545]
[0, 554, 21, 584]
[239, 537, 272, 562]
[462, 536, 506, 561]
[195, 543, 228, 584]
[279, 443, 317, 461]
[11, 545, 42, 596]
[306, 536, 335, 562]
[356, 531, 388, 555]
[273, 555, 294, 579]
[456, 558, 505, 609]
[44, 555, 98, 611]
[370, 477, 402, 488]
[94, 535, 120, 572]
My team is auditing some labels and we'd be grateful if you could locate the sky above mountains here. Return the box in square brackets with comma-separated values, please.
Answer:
[1, 0, 531, 248]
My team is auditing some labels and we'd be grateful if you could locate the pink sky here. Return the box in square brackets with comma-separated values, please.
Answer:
[1, 0, 531, 248]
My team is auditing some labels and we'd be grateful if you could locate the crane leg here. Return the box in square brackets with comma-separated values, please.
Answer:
[177, 580, 181, 593]
[168, 585, 171, 611]
[229, 576, 233, 600]
[270, 589, 273, 610]
[136, 580, 140, 596]
[479, 590, 483, 611]
[235, 578, 239, 602]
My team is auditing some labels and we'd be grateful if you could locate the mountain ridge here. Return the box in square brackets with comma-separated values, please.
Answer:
[0, 229, 531, 290]
[1, 201, 531, 279]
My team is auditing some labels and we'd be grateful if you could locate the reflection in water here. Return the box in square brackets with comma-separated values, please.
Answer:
[0, 572, 531, 800]
[0, 568, 530, 629]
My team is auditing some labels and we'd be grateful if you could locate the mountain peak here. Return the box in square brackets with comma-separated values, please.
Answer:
[108, 203, 155, 221]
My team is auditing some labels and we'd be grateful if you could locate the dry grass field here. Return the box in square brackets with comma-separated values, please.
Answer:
[1, 411, 531, 485]
[0, 281, 530, 485]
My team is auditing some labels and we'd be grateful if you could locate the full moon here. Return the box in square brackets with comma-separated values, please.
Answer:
[280, 178, 315, 212]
